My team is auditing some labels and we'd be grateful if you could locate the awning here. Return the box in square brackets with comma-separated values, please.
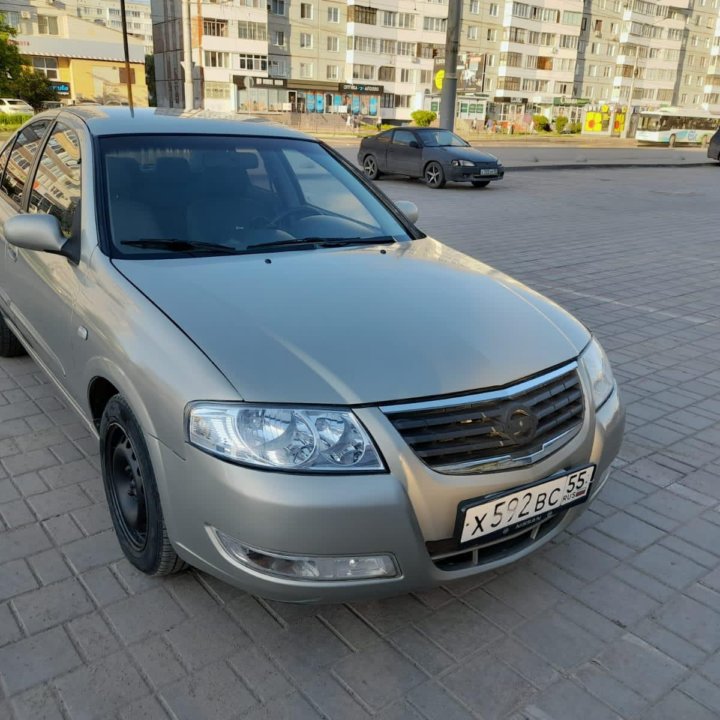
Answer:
[14, 35, 145, 64]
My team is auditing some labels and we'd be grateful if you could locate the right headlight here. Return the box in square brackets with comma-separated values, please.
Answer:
[579, 337, 616, 409]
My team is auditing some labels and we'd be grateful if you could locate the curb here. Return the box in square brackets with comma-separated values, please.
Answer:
[506, 161, 715, 171]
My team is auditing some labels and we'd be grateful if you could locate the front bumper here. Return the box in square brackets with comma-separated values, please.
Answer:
[149, 383, 624, 603]
[446, 164, 505, 182]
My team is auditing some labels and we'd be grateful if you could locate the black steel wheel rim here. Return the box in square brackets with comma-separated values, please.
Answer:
[106, 423, 148, 551]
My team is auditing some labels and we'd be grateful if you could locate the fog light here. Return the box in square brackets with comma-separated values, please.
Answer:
[212, 528, 398, 581]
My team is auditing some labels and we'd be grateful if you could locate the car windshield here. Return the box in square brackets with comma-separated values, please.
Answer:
[99, 134, 412, 258]
[416, 130, 469, 147]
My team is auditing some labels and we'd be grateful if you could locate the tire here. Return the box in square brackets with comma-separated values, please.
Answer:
[0, 315, 27, 357]
[668, 134, 677, 148]
[471, 180, 491, 188]
[100, 395, 186, 576]
[362, 154, 381, 180]
[424, 161, 446, 189]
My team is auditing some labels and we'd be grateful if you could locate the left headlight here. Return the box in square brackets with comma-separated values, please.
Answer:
[579, 337, 616, 409]
[187, 403, 385, 473]
[451, 159, 475, 167]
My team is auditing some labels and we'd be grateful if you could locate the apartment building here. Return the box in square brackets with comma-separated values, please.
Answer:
[151, 0, 720, 122]
[1, 0, 148, 105]
[72, 0, 153, 55]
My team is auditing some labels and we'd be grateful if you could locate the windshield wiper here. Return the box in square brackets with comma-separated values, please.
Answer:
[247, 236, 396, 252]
[120, 239, 244, 254]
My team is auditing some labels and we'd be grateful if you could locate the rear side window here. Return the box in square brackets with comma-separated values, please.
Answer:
[0, 120, 51, 206]
[393, 130, 416, 146]
[28, 124, 81, 239]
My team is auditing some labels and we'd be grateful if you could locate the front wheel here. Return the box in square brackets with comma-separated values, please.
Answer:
[424, 161, 446, 189]
[471, 180, 491, 188]
[100, 395, 186, 576]
[668, 134, 677, 148]
[0, 315, 26, 357]
[362, 155, 381, 180]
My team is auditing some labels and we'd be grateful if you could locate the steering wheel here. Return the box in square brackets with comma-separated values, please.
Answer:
[268, 205, 325, 229]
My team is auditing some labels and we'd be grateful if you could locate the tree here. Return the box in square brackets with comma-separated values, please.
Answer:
[12, 69, 58, 110]
[145, 54, 156, 107]
[0, 16, 22, 96]
[411, 110, 437, 127]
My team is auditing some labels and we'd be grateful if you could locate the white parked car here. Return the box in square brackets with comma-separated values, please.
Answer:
[0, 98, 34, 115]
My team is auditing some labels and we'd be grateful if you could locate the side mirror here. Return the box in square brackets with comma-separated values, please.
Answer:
[3, 214, 68, 255]
[408, 141, 421, 149]
[395, 200, 419, 224]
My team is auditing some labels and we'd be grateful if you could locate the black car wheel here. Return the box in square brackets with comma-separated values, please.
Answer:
[101, 395, 186, 576]
[362, 155, 381, 180]
[424, 162, 446, 189]
[0, 315, 27, 357]
[471, 180, 491, 188]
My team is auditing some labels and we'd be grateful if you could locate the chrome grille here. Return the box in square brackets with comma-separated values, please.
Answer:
[382, 364, 584, 474]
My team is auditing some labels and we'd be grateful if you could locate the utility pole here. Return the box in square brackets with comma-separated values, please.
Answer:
[439, 0, 462, 131]
[621, 56, 638, 139]
[182, 0, 194, 110]
[119, 0, 134, 114]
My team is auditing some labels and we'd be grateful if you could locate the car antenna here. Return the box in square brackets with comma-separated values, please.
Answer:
[119, 0, 135, 116]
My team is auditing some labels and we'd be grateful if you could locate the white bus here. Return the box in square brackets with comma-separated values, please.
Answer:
[635, 108, 720, 147]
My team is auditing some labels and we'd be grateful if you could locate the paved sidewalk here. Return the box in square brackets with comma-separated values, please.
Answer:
[0, 167, 719, 720]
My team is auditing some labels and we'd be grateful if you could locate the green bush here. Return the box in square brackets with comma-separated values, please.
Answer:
[0, 112, 32, 128]
[532, 114, 550, 132]
[568, 121, 582, 134]
[554, 116, 569, 133]
[410, 110, 437, 127]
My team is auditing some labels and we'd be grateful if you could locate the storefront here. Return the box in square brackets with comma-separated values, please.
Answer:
[234, 78, 383, 116]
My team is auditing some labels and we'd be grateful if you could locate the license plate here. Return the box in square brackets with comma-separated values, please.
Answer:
[480, 168, 498, 176]
[458, 465, 595, 545]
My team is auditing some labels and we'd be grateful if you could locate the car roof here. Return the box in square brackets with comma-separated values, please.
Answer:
[40, 106, 312, 140]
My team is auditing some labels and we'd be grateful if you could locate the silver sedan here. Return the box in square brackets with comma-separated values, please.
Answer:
[0, 108, 624, 602]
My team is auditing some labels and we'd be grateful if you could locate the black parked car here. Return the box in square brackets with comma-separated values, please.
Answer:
[358, 127, 504, 189]
[707, 128, 720, 161]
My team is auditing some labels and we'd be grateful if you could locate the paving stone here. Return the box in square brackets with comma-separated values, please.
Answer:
[13, 577, 93, 635]
[318, 604, 382, 650]
[161, 660, 257, 720]
[647, 690, 718, 720]
[0, 559, 38, 601]
[61, 529, 123, 572]
[462, 587, 525, 630]
[240, 692, 322, 720]
[660, 536, 719, 568]
[39, 458, 99, 490]
[523, 678, 622, 720]
[541, 538, 618, 582]
[387, 626, 455, 676]
[0, 478, 19, 503]
[595, 633, 688, 701]
[632, 619, 709, 668]
[12, 472, 48, 498]
[41, 513, 83, 546]
[10, 683, 65, 720]
[574, 574, 659, 628]
[414, 600, 503, 660]
[26, 549, 71, 585]
[27, 485, 91, 521]
[130, 635, 187, 689]
[70, 502, 112, 536]
[106, 587, 186, 644]
[80, 566, 127, 606]
[406, 682, 474, 720]
[0, 498, 35, 528]
[228, 645, 295, 704]
[0, 626, 81, 695]
[55, 651, 150, 720]
[675, 517, 720, 555]
[164, 572, 220, 617]
[573, 663, 649, 718]
[630, 544, 706, 589]
[0, 524, 51, 564]
[491, 636, 560, 690]
[679, 675, 720, 716]
[682, 470, 720, 500]
[67, 612, 120, 663]
[350, 595, 431, 634]
[594, 511, 667, 549]
[442, 652, 536, 720]
[0, 602, 22, 648]
[481, 568, 563, 619]
[298, 671, 371, 720]
[118, 695, 171, 720]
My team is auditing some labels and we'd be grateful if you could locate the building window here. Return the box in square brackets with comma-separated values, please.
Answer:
[353, 64, 375, 80]
[236, 54, 267, 71]
[270, 59, 289, 77]
[32, 57, 59, 80]
[397, 42, 414, 55]
[326, 64, 339, 79]
[3, 11, 19, 28]
[378, 66, 395, 81]
[395, 95, 411, 108]
[381, 93, 395, 108]
[467, 26, 478, 40]
[562, 11, 582, 26]
[299, 62, 313, 78]
[398, 12, 414, 29]
[419, 69, 431, 83]
[269, 0, 285, 16]
[205, 81, 230, 99]
[299, 33, 313, 48]
[423, 17, 446, 32]
[348, 5, 377, 25]
[489, 2, 499, 15]
[353, 36, 377, 53]
[383, 11, 397, 26]
[38, 15, 59, 35]
[327, 6, 339, 23]
[400, 68, 412, 82]
[380, 39, 396, 54]
[204, 51, 229, 68]
[273, 30, 285, 46]
[501, 52, 522, 67]
[203, 19, 228, 37]
[300, 3, 313, 19]
[469, 0, 480, 14]
[238, 21, 267, 40]
[327, 36, 339, 51]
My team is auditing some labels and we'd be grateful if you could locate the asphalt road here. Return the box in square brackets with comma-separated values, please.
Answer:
[0, 166, 719, 720]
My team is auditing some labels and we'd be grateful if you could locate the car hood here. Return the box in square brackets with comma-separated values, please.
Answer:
[435, 146, 500, 163]
[114, 238, 589, 405]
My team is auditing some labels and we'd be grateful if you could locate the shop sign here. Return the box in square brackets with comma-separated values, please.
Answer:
[339, 83, 383, 94]
[49, 81, 71, 96]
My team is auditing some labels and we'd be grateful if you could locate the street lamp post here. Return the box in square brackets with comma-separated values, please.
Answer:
[119, 0, 134, 114]
[439, 0, 462, 130]
[621, 55, 638, 138]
